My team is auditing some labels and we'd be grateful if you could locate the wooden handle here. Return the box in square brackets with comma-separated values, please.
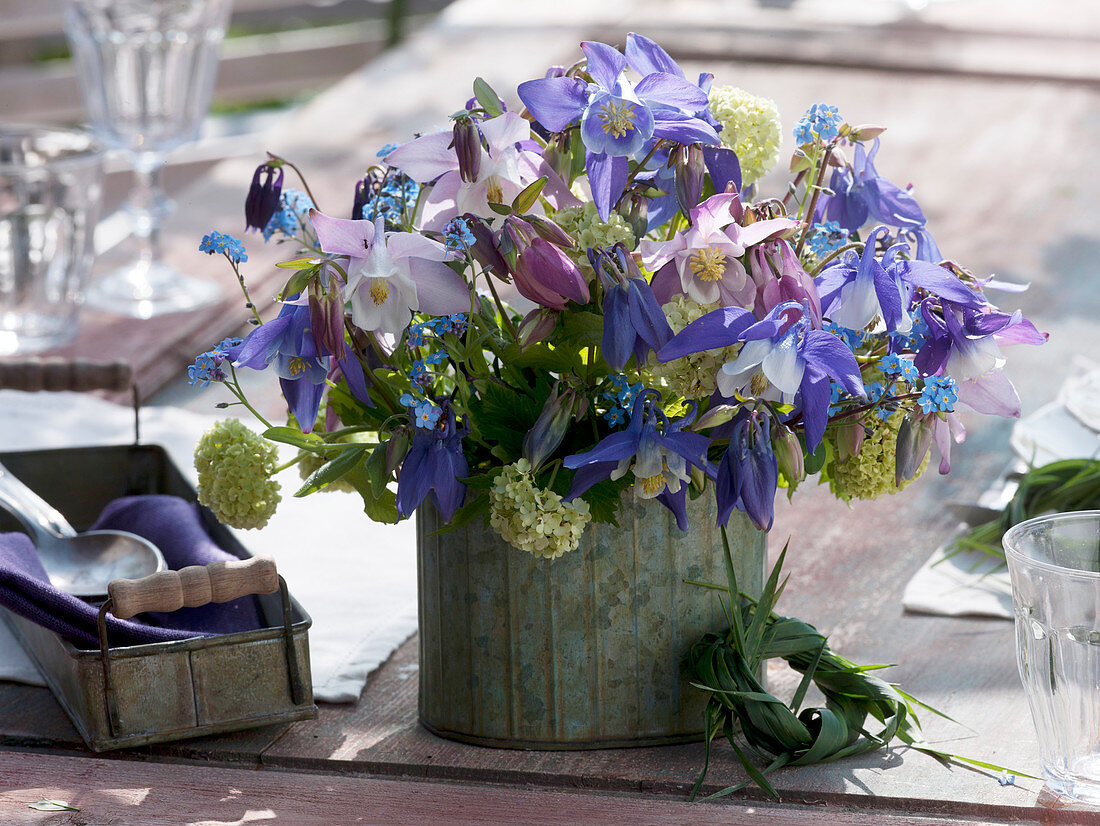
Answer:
[108, 556, 279, 620]
[0, 359, 133, 393]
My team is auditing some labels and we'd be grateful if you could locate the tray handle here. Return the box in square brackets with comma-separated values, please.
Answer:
[107, 556, 279, 619]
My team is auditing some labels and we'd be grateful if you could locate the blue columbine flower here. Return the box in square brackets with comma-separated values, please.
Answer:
[658, 301, 866, 452]
[715, 410, 778, 531]
[815, 227, 983, 335]
[563, 390, 711, 530]
[594, 245, 674, 372]
[518, 38, 719, 220]
[199, 231, 248, 264]
[233, 300, 330, 430]
[396, 406, 468, 521]
[793, 103, 843, 146]
[813, 138, 925, 233]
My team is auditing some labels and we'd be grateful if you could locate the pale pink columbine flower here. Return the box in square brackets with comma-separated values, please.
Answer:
[310, 210, 470, 336]
[641, 193, 797, 308]
[384, 112, 577, 232]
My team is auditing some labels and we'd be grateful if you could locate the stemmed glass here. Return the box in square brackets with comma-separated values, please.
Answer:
[63, 0, 232, 318]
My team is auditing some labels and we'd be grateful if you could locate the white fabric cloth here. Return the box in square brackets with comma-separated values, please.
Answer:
[0, 390, 418, 703]
[903, 365, 1100, 619]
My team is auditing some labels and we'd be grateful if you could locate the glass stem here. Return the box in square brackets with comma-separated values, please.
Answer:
[129, 152, 170, 268]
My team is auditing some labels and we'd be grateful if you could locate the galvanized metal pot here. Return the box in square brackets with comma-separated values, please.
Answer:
[417, 494, 766, 749]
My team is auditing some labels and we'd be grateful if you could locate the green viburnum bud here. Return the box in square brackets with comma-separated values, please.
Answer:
[194, 419, 282, 529]
[831, 410, 928, 501]
[489, 459, 591, 560]
[552, 202, 634, 269]
[646, 295, 740, 399]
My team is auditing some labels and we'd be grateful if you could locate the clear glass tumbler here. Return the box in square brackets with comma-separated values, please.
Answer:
[64, 0, 232, 318]
[1004, 511, 1100, 804]
[0, 127, 104, 355]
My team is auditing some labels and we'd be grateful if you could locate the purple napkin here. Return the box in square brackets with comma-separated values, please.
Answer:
[0, 495, 266, 649]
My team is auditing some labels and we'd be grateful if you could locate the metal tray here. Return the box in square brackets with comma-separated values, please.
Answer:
[0, 443, 318, 751]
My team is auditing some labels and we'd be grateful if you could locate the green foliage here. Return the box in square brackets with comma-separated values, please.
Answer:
[466, 377, 549, 463]
[685, 539, 1027, 801]
[949, 458, 1100, 559]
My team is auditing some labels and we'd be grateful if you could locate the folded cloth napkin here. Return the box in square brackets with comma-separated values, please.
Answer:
[0, 494, 265, 649]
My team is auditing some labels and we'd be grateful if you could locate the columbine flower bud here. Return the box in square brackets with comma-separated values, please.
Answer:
[849, 124, 886, 142]
[523, 384, 576, 472]
[453, 119, 482, 183]
[835, 421, 865, 463]
[526, 215, 576, 249]
[674, 143, 705, 218]
[308, 279, 345, 356]
[513, 238, 590, 311]
[465, 215, 508, 277]
[244, 162, 284, 232]
[385, 428, 411, 476]
[773, 423, 805, 486]
[895, 410, 934, 486]
[618, 190, 648, 243]
[352, 178, 370, 220]
[542, 132, 572, 182]
[517, 307, 558, 347]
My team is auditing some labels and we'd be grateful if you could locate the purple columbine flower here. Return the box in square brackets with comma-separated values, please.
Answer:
[591, 244, 672, 371]
[395, 406, 468, 522]
[310, 210, 471, 336]
[715, 410, 778, 531]
[517, 39, 719, 220]
[234, 300, 329, 430]
[245, 163, 284, 232]
[914, 299, 1046, 418]
[815, 227, 983, 335]
[812, 138, 925, 233]
[563, 390, 711, 530]
[658, 301, 865, 451]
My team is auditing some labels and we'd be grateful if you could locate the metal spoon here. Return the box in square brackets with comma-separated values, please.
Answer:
[0, 460, 166, 598]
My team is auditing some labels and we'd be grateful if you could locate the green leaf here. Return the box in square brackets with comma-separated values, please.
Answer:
[278, 268, 316, 301]
[295, 445, 368, 496]
[263, 426, 325, 451]
[466, 380, 546, 462]
[511, 176, 547, 213]
[343, 464, 400, 523]
[29, 801, 80, 812]
[473, 76, 504, 117]
[558, 311, 605, 350]
[487, 201, 512, 216]
[429, 490, 489, 534]
[276, 256, 322, 270]
[365, 442, 390, 491]
[804, 438, 829, 476]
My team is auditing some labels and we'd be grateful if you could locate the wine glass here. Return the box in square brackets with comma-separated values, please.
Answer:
[63, 0, 232, 318]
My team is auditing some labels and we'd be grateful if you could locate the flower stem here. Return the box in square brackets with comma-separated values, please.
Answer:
[224, 368, 275, 430]
[613, 139, 668, 211]
[229, 258, 265, 326]
[808, 241, 863, 276]
[268, 153, 321, 212]
[794, 143, 836, 258]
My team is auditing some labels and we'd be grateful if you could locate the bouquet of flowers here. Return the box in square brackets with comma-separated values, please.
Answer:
[190, 33, 1046, 557]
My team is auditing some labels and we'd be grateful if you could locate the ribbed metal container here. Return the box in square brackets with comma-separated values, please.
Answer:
[417, 495, 766, 749]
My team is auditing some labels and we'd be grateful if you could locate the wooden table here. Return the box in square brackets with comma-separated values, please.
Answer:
[3, 0, 1100, 822]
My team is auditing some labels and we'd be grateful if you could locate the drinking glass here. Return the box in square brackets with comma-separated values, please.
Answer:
[63, 0, 232, 318]
[0, 127, 104, 354]
[1004, 511, 1100, 804]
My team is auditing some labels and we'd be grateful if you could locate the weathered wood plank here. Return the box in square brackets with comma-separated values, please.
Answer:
[0, 750, 1031, 826]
